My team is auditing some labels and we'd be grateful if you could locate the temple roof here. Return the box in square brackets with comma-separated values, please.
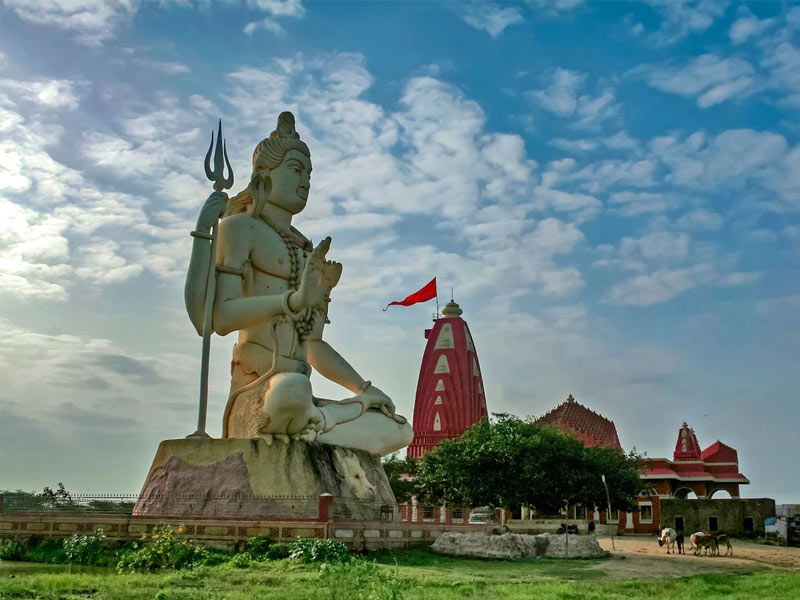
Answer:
[701, 439, 739, 463]
[536, 394, 622, 449]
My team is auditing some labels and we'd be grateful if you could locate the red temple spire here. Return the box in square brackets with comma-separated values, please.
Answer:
[407, 300, 488, 458]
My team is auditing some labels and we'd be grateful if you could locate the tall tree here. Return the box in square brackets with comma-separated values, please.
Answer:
[414, 414, 641, 514]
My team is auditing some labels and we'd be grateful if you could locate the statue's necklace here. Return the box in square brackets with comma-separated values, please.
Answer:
[274, 227, 315, 342]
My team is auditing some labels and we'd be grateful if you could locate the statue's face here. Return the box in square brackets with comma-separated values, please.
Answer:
[265, 149, 312, 215]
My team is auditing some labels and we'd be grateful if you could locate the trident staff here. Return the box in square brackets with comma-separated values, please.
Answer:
[187, 119, 233, 439]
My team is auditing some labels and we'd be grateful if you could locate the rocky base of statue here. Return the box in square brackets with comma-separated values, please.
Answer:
[132, 438, 398, 521]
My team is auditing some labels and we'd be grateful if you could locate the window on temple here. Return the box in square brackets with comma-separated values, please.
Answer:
[433, 412, 442, 431]
[423, 505, 435, 520]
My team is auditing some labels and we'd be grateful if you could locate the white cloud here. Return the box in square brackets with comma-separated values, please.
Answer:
[244, 17, 285, 36]
[622, 231, 689, 262]
[675, 208, 724, 230]
[644, 0, 729, 46]
[729, 6, 775, 45]
[0, 78, 82, 110]
[528, 68, 620, 128]
[246, 0, 305, 18]
[649, 129, 790, 194]
[526, 0, 585, 15]
[642, 54, 760, 108]
[606, 263, 713, 306]
[461, 2, 525, 38]
[3, 0, 138, 45]
[609, 191, 674, 216]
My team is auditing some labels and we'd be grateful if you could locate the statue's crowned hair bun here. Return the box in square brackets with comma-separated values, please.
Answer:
[251, 111, 309, 169]
[270, 111, 301, 140]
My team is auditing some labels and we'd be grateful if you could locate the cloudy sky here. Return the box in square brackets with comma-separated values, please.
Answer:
[0, 0, 798, 503]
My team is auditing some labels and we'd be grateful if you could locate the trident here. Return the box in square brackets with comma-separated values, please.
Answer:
[188, 119, 234, 439]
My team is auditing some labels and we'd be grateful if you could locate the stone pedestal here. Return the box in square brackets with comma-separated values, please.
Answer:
[133, 438, 397, 521]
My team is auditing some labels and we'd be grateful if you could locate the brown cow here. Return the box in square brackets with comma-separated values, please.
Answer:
[712, 532, 732, 556]
[693, 534, 718, 556]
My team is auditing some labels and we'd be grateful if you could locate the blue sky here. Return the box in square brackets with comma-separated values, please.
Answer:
[0, 0, 798, 504]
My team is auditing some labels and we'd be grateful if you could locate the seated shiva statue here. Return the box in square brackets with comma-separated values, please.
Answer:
[184, 112, 413, 456]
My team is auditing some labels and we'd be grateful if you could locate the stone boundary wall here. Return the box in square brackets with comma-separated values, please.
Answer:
[505, 518, 615, 536]
[658, 497, 775, 536]
[0, 513, 493, 550]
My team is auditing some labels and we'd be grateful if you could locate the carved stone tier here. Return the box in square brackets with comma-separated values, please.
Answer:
[133, 438, 397, 521]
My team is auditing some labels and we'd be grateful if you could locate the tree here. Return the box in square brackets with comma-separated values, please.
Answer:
[414, 414, 641, 514]
[381, 452, 419, 503]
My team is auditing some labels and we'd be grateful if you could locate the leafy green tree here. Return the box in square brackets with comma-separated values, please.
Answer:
[381, 452, 419, 503]
[414, 414, 641, 514]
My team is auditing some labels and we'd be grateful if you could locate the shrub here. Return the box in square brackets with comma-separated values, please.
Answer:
[64, 528, 106, 565]
[264, 542, 292, 560]
[0, 538, 26, 561]
[230, 552, 252, 568]
[319, 560, 404, 600]
[246, 536, 271, 559]
[117, 524, 207, 572]
[25, 538, 67, 564]
[290, 538, 351, 563]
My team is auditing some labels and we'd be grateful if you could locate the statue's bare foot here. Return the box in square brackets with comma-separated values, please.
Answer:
[258, 432, 274, 445]
[273, 433, 290, 444]
[292, 429, 318, 443]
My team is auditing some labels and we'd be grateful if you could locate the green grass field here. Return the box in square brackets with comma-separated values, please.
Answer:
[2, 547, 800, 600]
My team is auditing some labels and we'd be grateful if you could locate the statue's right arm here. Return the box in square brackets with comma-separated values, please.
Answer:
[184, 192, 227, 336]
[211, 215, 293, 336]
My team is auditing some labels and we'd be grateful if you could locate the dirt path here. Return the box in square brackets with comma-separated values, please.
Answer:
[591, 535, 800, 579]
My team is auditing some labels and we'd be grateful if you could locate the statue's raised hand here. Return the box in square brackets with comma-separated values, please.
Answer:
[196, 191, 228, 232]
[291, 236, 342, 311]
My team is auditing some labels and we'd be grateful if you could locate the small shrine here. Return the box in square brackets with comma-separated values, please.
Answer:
[640, 422, 750, 498]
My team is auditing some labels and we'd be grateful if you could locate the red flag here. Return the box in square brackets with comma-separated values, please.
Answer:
[384, 278, 437, 310]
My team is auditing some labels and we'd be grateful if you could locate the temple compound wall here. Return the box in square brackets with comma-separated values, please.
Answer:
[659, 498, 775, 537]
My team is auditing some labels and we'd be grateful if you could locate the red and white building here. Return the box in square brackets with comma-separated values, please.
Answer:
[407, 300, 488, 459]
[641, 421, 750, 500]
[536, 396, 750, 533]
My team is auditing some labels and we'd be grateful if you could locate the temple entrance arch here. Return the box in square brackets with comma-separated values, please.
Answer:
[674, 487, 698, 499]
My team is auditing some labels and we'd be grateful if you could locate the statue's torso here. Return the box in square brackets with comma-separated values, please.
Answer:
[220, 214, 312, 362]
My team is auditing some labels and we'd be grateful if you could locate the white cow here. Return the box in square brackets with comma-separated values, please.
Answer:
[658, 527, 683, 554]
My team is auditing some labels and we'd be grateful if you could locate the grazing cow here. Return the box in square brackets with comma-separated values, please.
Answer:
[657, 528, 684, 554]
[712, 532, 733, 556]
[693, 534, 718, 556]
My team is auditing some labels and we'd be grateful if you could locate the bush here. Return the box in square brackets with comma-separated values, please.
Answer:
[25, 539, 67, 564]
[64, 528, 107, 565]
[264, 542, 292, 560]
[246, 536, 271, 559]
[0, 538, 26, 561]
[290, 538, 351, 563]
[319, 560, 404, 600]
[117, 524, 207, 572]
[230, 552, 252, 568]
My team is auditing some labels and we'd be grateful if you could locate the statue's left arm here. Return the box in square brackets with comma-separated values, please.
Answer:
[306, 320, 398, 419]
